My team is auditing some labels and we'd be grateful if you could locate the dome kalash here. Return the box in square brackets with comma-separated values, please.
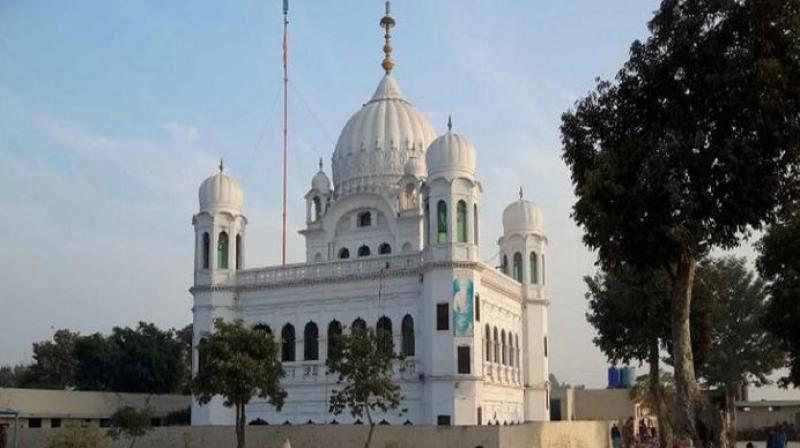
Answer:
[331, 75, 437, 196]
[502, 195, 544, 235]
[198, 160, 244, 214]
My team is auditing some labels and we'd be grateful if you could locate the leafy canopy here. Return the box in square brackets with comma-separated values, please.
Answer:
[326, 326, 404, 422]
[192, 319, 286, 410]
[757, 217, 800, 387]
[561, 0, 800, 269]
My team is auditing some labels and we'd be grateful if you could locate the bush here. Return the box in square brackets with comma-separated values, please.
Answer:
[45, 424, 109, 448]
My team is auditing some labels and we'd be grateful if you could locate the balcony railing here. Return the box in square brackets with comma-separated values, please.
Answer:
[235, 253, 424, 288]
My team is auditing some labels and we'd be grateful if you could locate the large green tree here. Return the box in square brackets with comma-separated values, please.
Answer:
[27, 330, 79, 389]
[694, 257, 785, 446]
[561, 0, 800, 442]
[107, 323, 187, 393]
[757, 215, 800, 387]
[192, 319, 286, 448]
[326, 326, 404, 448]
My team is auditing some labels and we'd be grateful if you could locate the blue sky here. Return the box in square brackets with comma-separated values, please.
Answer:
[0, 0, 792, 397]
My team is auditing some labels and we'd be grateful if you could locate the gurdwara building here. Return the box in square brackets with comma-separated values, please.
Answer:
[190, 4, 550, 427]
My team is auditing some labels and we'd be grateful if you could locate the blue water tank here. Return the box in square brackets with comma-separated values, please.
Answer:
[607, 366, 620, 389]
[620, 367, 636, 388]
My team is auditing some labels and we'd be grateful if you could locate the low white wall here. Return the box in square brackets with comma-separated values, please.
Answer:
[17, 421, 613, 448]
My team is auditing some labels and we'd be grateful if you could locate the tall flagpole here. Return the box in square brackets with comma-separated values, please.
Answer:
[281, 0, 289, 266]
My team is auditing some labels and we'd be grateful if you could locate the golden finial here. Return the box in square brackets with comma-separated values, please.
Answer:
[219, 158, 224, 173]
[519, 187, 524, 200]
[318, 157, 323, 171]
[447, 115, 452, 132]
[380, 1, 396, 74]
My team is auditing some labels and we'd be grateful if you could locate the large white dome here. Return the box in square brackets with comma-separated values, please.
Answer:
[331, 75, 437, 195]
[502, 198, 544, 235]
[199, 167, 243, 214]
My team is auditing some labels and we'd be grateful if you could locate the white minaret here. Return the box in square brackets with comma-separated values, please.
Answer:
[499, 192, 550, 421]
[191, 160, 246, 425]
[419, 118, 484, 425]
[423, 117, 481, 262]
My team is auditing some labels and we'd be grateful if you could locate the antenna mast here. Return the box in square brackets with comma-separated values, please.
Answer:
[281, 0, 289, 266]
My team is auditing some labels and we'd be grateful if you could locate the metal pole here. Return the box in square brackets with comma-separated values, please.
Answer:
[281, 0, 289, 266]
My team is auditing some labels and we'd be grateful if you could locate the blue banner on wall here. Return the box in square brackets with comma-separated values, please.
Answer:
[453, 278, 474, 336]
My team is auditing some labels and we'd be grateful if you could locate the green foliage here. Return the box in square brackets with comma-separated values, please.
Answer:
[562, 0, 800, 441]
[584, 267, 711, 370]
[6, 322, 190, 393]
[0, 364, 31, 388]
[106, 323, 187, 393]
[107, 406, 153, 448]
[326, 326, 404, 422]
[28, 330, 80, 389]
[192, 319, 286, 448]
[45, 424, 110, 448]
[757, 216, 800, 387]
[695, 257, 784, 391]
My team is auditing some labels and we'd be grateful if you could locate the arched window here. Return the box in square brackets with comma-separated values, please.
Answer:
[377, 316, 393, 352]
[516, 334, 521, 367]
[338, 248, 350, 259]
[485, 324, 491, 362]
[493, 327, 499, 362]
[530, 251, 538, 284]
[542, 254, 546, 285]
[358, 245, 371, 257]
[512, 252, 523, 282]
[423, 199, 430, 247]
[510, 333, 515, 367]
[436, 200, 448, 244]
[328, 320, 342, 359]
[456, 200, 467, 243]
[544, 335, 548, 357]
[217, 231, 229, 269]
[473, 204, 479, 245]
[254, 324, 272, 335]
[401, 315, 414, 356]
[501, 255, 509, 275]
[304, 322, 319, 361]
[357, 211, 372, 227]
[378, 243, 392, 255]
[352, 318, 366, 334]
[281, 324, 295, 362]
[235, 234, 242, 270]
[313, 197, 322, 221]
[501, 330, 507, 365]
[202, 232, 210, 269]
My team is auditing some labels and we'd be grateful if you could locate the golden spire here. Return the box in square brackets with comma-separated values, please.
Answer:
[380, 1, 396, 74]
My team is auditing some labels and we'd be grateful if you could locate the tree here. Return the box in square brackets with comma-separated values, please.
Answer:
[107, 405, 154, 448]
[694, 257, 785, 446]
[757, 215, 800, 388]
[192, 319, 286, 448]
[585, 267, 675, 448]
[326, 327, 404, 448]
[0, 364, 31, 388]
[108, 323, 186, 393]
[561, 0, 800, 442]
[27, 330, 79, 389]
[74, 333, 119, 391]
[45, 424, 109, 448]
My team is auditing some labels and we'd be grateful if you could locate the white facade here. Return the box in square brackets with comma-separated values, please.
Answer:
[190, 5, 550, 427]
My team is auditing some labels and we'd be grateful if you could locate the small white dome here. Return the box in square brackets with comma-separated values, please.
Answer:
[332, 75, 437, 195]
[425, 131, 476, 179]
[502, 198, 543, 234]
[311, 169, 331, 193]
[403, 153, 425, 178]
[199, 166, 243, 213]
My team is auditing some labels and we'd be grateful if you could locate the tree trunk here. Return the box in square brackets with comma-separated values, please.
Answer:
[363, 407, 375, 448]
[670, 255, 702, 446]
[720, 384, 737, 448]
[235, 402, 246, 448]
[649, 342, 673, 448]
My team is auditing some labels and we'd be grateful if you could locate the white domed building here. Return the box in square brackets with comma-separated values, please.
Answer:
[190, 5, 550, 427]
